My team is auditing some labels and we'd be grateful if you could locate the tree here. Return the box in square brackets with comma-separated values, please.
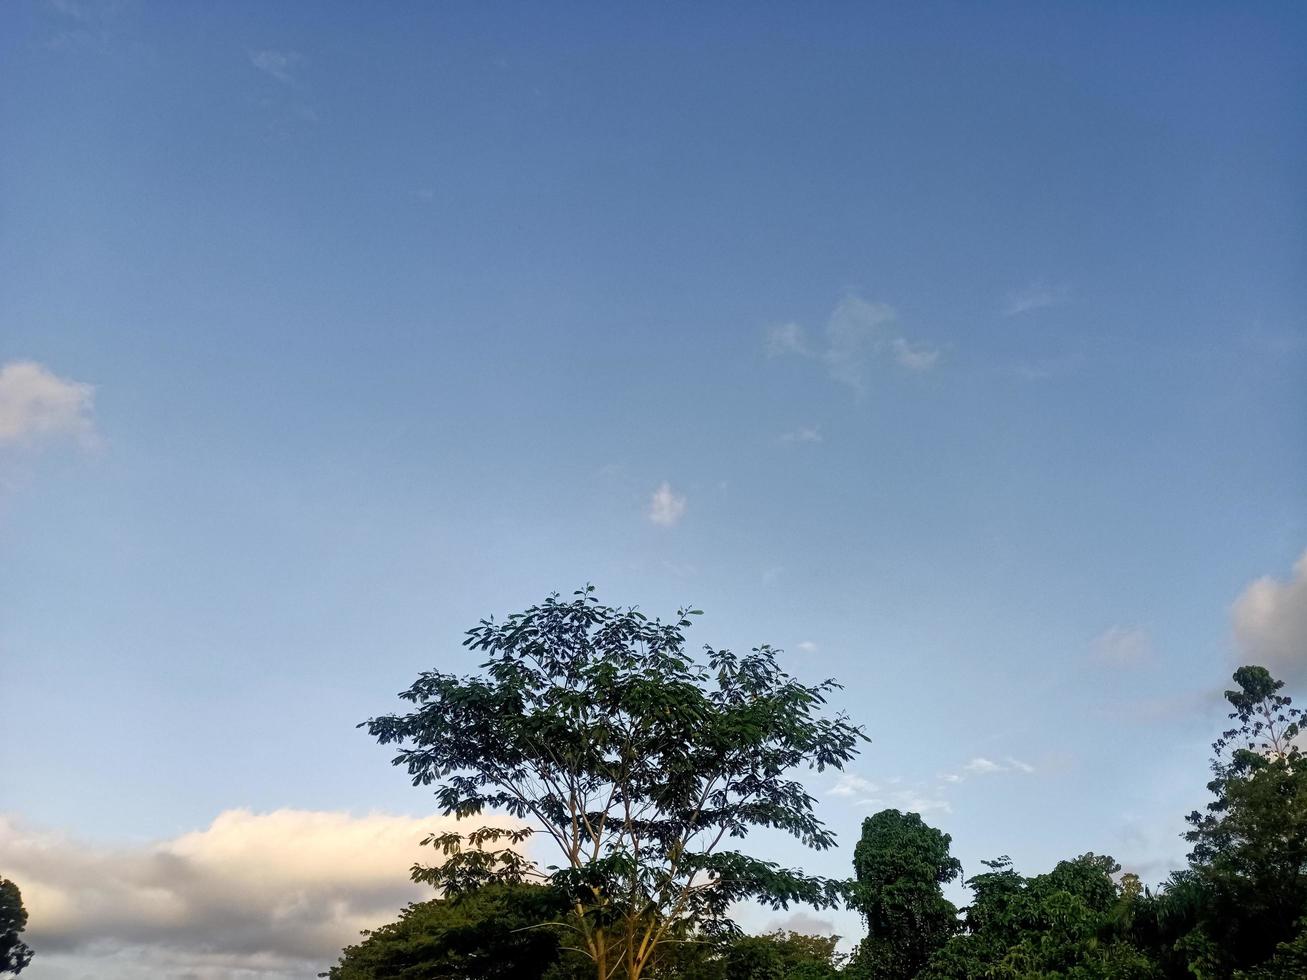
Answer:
[1180, 665, 1307, 974]
[320, 883, 589, 980]
[0, 878, 33, 976]
[919, 854, 1159, 979]
[364, 588, 867, 980]
[724, 931, 843, 980]
[845, 809, 961, 979]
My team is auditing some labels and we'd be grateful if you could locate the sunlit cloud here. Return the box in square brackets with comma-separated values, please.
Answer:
[1233, 549, 1307, 684]
[0, 808, 523, 977]
[0, 360, 96, 449]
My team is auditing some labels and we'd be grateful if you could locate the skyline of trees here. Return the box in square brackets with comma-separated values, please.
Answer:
[343, 588, 1307, 979]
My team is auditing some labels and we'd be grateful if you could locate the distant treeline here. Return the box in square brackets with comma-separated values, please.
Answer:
[319, 590, 1307, 980]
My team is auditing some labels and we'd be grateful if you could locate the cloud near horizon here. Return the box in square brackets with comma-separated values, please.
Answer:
[1, 808, 525, 976]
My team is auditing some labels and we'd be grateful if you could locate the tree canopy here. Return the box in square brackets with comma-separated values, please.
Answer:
[0, 878, 33, 977]
[845, 809, 962, 979]
[364, 588, 867, 980]
[320, 882, 589, 980]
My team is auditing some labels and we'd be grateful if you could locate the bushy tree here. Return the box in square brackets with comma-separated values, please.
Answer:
[320, 883, 588, 979]
[724, 931, 843, 980]
[364, 589, 867, 980]
[845, 809, 962, 979]
[0, 879, 33, 976]
[919, 854, 1158, 979]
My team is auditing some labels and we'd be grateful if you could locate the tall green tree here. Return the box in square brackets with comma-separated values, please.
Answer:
[1180, 665, 1307, 975]
[0, 878, 33, 976]
[364, 588, 867, 980]
[845, 809, 962, 979]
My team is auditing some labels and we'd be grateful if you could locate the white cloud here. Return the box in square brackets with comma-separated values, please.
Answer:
[765, 293, 939, 391]
[779, 426, 823, 445]
[1233, 549, 1307, 684]
[1092, 625, 1152, 667]
[964, 757, 1003, 774]
[1005, 757, 1036, 774]
[1001, 281, 1069, 316]
[0, 360, 96, 448]
[796, 641, 818, 654]
[828, 773, 878, 797]
[249, 49, 303, 85]
[647, 481, 686, 527]
[0, 808, 522, 976]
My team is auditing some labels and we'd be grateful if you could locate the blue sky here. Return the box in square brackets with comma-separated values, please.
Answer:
[2, 2, 1305, 975]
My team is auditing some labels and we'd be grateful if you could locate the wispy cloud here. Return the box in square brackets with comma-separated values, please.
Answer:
[1092, 625, 1152, 667]
[249, 48, 303, 85]
[0, 360, 96, 449]
[890, 337, 939, 371]
[765, 293, 940, 391]
[939, 755, 1037, 783]
[828, 773, 878, 797]
[765, 322, 810, 357]
[1002, 281, 1069, 317]
[855, 788, 952, 815]
[796, 641, 818, 654]
[646, 481, 687, 527]
[779, 426, 823, 445]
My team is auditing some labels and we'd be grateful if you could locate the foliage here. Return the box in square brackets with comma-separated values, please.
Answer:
[1179, 665, 1307, 975]
[918, 854, 1158, 979]
[363, 588, 867, 980]
[319, 882, 589, 980]
[724, 931, 843, 980]
[845, 809, 961, 979]
[0, 879, 33, 976]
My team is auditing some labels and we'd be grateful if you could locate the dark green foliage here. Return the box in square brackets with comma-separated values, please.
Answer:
[1234, 918, 1307, 979]
[897, 665, 1307, 980]
[0, 879, 33, 976]
[363, 589, 867, 980]
[917, 854, 1159, 979]
[319, 883, 589, 979]
[724, 931, 843, 980]
[845, 809, 961, 979]
[1178, 666, 1307, 975]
